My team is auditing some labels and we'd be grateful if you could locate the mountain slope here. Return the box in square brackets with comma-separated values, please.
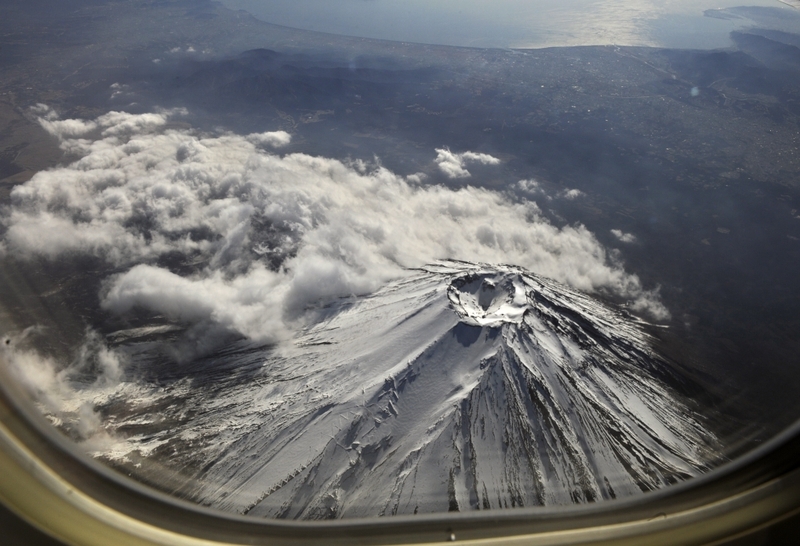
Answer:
[103, 261, 719, 519]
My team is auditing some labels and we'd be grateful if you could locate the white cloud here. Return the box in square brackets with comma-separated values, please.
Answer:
[630, 289, 670, 321]
[560, 188, 585, 200]
[1, 327, 127, 448]
[611, 229, 638, 244]
[434, 147, 501, 179]
[102, 263, 289, 342]
[0, 326, 189, 458]
[30, 103, 58, 120]
[96, 110, 172, 137]
[38, 117, 98, 138]
[516, 178, 542, 195]
[406, 172, 427, 184]
[34, 106, 180, 143]
[109, 83, 131, 100]
[2, 109, 669, 347]
[246, 131, 292, 148]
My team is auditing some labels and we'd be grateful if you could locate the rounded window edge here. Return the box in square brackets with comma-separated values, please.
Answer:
[3, 359, 800, 546]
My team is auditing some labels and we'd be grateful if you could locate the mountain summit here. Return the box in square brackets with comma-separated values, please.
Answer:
[105, 262, 719, 519]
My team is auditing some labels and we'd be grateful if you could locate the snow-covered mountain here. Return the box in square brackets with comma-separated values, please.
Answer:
[102, 261, 719, 519]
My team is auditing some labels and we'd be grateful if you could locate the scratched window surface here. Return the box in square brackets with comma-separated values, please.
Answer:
[1, 0, 799, 519]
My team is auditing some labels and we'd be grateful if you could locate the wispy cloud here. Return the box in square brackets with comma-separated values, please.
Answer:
[434, 147, 501, 178]
[560, 188, 584, 200]
[611, 229, 638, 244]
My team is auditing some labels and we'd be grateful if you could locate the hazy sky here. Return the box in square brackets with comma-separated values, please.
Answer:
[220, 0, 783, 49]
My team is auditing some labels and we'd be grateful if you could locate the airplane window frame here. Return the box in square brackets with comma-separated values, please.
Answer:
[2, 1, 800, 543]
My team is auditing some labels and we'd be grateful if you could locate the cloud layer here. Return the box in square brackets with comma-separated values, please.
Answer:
[2, 107, 668, 346]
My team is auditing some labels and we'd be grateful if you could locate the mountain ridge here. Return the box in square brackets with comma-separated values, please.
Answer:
[99, 261, 720, 519]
